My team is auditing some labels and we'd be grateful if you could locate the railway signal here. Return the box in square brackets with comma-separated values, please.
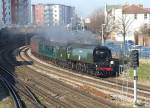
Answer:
[130, 50, 139, 105]
[130, 50, 139, 68]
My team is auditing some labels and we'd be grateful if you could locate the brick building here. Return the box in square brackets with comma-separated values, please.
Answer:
[136, 34, 150, 46]
[32, 4, 45, 25]
[11, 0, 18, 24]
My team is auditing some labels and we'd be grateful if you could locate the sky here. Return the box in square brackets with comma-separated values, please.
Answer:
[31, 0, 150, 17]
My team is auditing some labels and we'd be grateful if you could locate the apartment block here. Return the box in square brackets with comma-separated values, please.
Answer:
[32, 4, 75, 26]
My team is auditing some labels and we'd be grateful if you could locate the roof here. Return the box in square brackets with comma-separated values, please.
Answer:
[32, 3, 73, 8]
[123, 5, 150, 14]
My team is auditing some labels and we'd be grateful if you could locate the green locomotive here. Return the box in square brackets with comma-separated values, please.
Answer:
[31, 36, 119, 77]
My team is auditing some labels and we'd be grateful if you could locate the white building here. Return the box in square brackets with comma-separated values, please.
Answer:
[105, 4, 150, 41]
[44, 4, 75, 26]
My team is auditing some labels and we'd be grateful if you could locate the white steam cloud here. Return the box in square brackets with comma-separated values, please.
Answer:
[36, 26, 98, 44]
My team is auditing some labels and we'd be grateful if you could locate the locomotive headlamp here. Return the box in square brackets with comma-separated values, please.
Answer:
[110, 61, 114, 65]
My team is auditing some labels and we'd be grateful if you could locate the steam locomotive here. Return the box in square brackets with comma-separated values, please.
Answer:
[31, 36, 119, 77]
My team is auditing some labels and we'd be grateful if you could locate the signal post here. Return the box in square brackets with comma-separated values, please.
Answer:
[133, 66, 138, 104]
[130, 50, 139, 106]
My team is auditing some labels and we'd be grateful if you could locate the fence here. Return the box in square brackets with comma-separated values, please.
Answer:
[104, 42, 150, 60]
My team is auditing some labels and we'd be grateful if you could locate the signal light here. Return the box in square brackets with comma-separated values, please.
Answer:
[130, 50, 139, 67]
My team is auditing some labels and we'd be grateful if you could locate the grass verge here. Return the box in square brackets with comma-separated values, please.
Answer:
[0, 80, 15, 108]
[129, 63, 150, 81]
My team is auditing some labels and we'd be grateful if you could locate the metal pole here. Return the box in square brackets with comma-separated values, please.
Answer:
[133, 66, 138, 105]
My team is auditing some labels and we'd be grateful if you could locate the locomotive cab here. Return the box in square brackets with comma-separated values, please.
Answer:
[93, 46, 115, 77]
[93, 46, 112, 62]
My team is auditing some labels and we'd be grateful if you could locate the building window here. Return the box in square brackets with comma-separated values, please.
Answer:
[134, 14, 137, 19]
[144, 13, 147, 19]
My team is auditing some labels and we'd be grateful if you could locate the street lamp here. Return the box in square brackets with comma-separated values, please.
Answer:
[101, 24, 106, 46]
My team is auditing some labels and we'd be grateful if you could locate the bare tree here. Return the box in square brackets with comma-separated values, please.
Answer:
[114, 14, 134, 65]
[88, 8, 115, 42]
[116, 14, 134, 47]
[103, 14, 116, 41]
[88, 9, 105, 34]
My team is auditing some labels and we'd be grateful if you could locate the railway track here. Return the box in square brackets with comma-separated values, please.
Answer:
[1, 46, 114, 107]
[0, 44, 45, 108]
[1, 47, 71, 108]
[0, 77, 23, 108]
[23, 69, 111, 108]
[3, 47, 92, 108]
[19, 47, 119, 107]
[19, 46, 150, 107]
[0, 43, 23, 108]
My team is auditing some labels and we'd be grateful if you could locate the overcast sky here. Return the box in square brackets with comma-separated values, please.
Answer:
[31, 0, 150, 17]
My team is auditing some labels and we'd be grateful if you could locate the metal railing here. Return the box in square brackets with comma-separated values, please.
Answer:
[104, 42, 150, 59]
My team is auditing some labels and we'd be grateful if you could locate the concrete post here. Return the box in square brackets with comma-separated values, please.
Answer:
[133, 67, 138, 105]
